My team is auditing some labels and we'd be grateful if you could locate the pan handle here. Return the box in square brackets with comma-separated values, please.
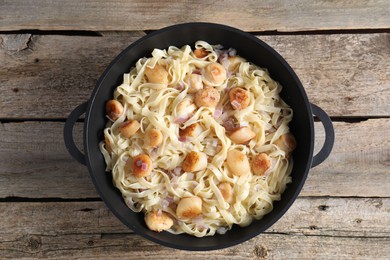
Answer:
[310, 103, 335, 168]
[64, 102, 88, 165]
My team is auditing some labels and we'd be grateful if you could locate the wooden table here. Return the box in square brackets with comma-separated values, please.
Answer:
[1, 1, 389, 259]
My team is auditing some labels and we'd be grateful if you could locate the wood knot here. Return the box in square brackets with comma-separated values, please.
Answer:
[254, 245, 269, 259]
[12, 88, 19, 93]
[87, 240, 94, 246]
[368, 198, 383, 209]
[355, 218, 362, 224]
[28, 236, 41, 251]
[318, 205, 329, 211]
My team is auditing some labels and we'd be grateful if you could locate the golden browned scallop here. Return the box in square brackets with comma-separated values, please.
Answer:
[104, 135, 112, 154]
[187, 73, 204, 94]
[177, 98, 196, 113]
[179, 123, 203, 139]
[182, 151, 208, 172]
[124, 158, 133, 178]
[144, 128, 163, 148]
[175, 98, 197, 123]
[227, 56, 245, 72]
[229, 87, 250, 110]
[176, 197, 202, 219]
[194, 87, 220, 108]
[217, 182, 233, 203]
[132, 154, 153, 178]
[144, 64, 169, 86]
[229, 127, 256, 144]
[120, 120, 140, 138]
[252, 153, 272, 176]
[194, 48, 208, 58]
[226, 149, 250, 176]
[201, 62, 227, 86]
[274, 133, 296, 154]
[144, 210, 173, 232]
[105, 99, 124, 121]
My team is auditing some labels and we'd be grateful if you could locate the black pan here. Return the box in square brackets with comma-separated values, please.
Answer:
[64, 23, 334, 251]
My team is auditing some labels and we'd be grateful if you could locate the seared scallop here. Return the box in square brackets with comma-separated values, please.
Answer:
[252, 153, 272, 176]
[229, 127, 256, 144]
[218, 182, 233, 203]
[144, 128, 163, 148]
[144, 64, 169, 86]
[229, 87, 250, 110]
[274, 133, 296, 154]
[120, 120, 140, 138]
[132, 154, 153, 178]
[227, 56, 245, 72]
[194, 87, 220, 108]
[106, 99, 124, 121]
[187, 73, 204, 94]
[144, 210, 173, 232]
[201, 62, 227, 86]
[194, 48, 208, 58]
[182, 151, 208, 172]
[179, 123, 203, 139]
[104, 135, 112, 154]
[176, 197, 202, 219]
[226, 149, 250, 176]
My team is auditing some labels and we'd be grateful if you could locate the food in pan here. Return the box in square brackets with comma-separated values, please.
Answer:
[99, 41, 296, 237]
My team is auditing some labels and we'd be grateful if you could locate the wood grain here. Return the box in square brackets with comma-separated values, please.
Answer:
[0, 234, 390, 260]
[0, 119, 388, 199]
[1, 33, 389, 119]
[2, 233, 389, 259]
[0, 199, 389, 258]
[2, 198, 389, 237]
[0, 0, 389, 32]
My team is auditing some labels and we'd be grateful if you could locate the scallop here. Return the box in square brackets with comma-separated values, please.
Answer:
[144, 64, 169, 86]
[120, 120, 140, 138]
[187, 73, 204, 94]
[182, 151, 208, 172]
[252, 153, 272, 176]
[144, 210, 173, 232]
[229, 127, 256, 144]
[218, 182, 233, 203]
[105, 99, 124, 121]
[144, 128, 163, 148]
[176, 197, 202, 219]
[194, 48, 208, 58]
[194, 87, 220, 108]
[226, 149, 250, 176]
[132, 154, 153, 178]
[201, 62, 227, 86]
[174, 98, 197, 124]
[274, 133, 296, 154]
[229, 87, 250, 110]
[227, 56, 245, 72]
[179, 123, 203, 139]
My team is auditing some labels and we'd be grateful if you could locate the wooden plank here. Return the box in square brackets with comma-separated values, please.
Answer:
[0, 199, 389, 258]
[302, 118, 390, 197]
[0, 122, 98, 199]
[1, 33, 389, 119]
[0, 33, 145, 119]
[0, 119, 389, 199]
[0, 0, 389, 32]
[260, 34, 390, 117]
[2, 198, 389, 237]
[1, 233, 389, 259]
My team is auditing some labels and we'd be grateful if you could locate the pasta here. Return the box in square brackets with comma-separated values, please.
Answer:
[99, 41, 296, 237]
